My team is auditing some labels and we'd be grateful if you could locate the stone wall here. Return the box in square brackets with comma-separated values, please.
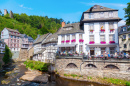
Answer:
[19, 48, 28, 61]
[28, 47, 34, 59]
[12, 51, 20, 59]
[55, 59, 130, 80]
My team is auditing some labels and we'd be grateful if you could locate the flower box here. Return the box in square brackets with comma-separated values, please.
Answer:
[90, 29, 94, 32]
[71, 39, 76, 42]
[79, 39, 84, 42]
[89, 41, 95, 44]
[110, 29, 115, 31]
[109, 41, 115, 43]
[100, 41, 106, 44]
[66, 40, 70, 43]
[100, 29, 105, 32]
[61, 41, 65, 43]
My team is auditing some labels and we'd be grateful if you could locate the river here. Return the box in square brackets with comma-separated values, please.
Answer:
[0, 62, 108, 86]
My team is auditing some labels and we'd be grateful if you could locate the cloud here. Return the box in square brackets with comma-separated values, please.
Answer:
[118, 20, 126, 26]
[80, 2, 127, 7]
[19, 4, 32, 10]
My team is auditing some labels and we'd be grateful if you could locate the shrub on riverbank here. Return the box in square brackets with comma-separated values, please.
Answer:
[2, 45, 12, 64]
[24, 60, 50, 72]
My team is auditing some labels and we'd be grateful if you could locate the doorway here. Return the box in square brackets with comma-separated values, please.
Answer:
[90, 50, 94, 55]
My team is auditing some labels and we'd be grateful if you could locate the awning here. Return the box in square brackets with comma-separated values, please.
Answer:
[86, 43, 118, 47]
[56, 44, 77, 47]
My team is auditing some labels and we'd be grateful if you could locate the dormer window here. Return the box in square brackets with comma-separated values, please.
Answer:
[63, 27, 72, 30]
[123, 27, 126, 31]
[94, 6, 97, 9]
[100, 6, 103, 9]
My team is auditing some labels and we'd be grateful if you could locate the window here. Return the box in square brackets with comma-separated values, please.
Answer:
[90, 35, 94, 41]
[79, 34, 83, 39]
[123, 27, 126, 31]
[110, 47, 115, 54]
[100, 23, 105, 30]
[124, 44, 127, 48]
[129, 34, 130, 38]
[66, 35, 70, 40]
[94, 6, 97, 9]
[72, 34, 75, 39]
[89, 23, 94, 30]
[100, 35, 105, 41]
[109, 22, 114, 29]
[14, 36, 16, 38]
[100, 6, 103, 9]
[123, 35, 126, 39]
[109, 11, 113, 17]
[109, 35, 114, 41]
[89, 13, 94, 19]
[79, 45, 83, 52]
[100, 12, 104, 18]
[11, 35, 13, 38]
[61, 35, 65, 41]
[101, 48, 106, 54]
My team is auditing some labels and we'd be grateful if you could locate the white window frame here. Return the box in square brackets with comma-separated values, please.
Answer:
[89, 35, 94, 41]
[100, 35, 105, 41]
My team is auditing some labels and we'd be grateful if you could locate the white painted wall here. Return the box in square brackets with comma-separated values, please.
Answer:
[1, 28, 9, 39]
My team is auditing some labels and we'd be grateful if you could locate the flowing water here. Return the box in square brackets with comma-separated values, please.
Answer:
[0, 62, 108, 86]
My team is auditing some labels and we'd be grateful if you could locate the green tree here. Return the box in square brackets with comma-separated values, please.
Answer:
[2, 45, 12, 64]
[0, 10, 2, 15]
[124, 3, 130, 25]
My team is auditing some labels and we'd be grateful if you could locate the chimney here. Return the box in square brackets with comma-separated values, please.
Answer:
[61, 22, 65, 27]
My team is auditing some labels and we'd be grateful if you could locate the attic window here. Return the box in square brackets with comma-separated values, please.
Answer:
[94, 6, 97, 9]
[100, 6, 103, 9]
[64, 27, 72, 30]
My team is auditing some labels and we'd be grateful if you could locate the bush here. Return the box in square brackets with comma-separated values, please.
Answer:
[2, 45, 12, 64]
[24, 60, 50, 72]
[126, 82, 130, 86]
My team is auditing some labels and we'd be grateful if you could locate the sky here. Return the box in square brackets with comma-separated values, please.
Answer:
[0, 0, 129, 26]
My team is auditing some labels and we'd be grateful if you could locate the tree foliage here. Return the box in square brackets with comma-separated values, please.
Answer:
[2, 45, 12, 64]
[124, 2, 130, 25]
[0, 12, 63, 39]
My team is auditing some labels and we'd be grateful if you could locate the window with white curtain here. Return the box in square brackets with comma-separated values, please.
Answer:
[100, 23, 105, 29]
[109, 11, 113, 17]
[100, 35, 105, 41]
[79, 45, 83, 52]
[89, 23, 94, 30]
[90, 35, 94, 41]
[61, 35, 65, 41]
[72, 34, 76, 39]
[109, 22, 114, 29]
[109, 35, 114, 41]
[101, 48, 106, 54]
[67, 35, 70, 40]
[79, 34, 83, 39]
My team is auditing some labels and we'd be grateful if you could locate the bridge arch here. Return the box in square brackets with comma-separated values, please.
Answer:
[85, 64, 97, 68]
[104, 64, 119, 70]
[127, 67, 130, 71]
[66, 63, 78, 69]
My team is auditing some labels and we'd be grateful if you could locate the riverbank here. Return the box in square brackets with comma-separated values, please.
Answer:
[57, 73, 130, 86]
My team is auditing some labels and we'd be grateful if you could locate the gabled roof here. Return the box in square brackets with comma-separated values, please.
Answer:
[21, 34, 28, 38]
[58, 23, 84, 35]
[85, 5, 118, 13]
[42, 32, 58, 44]
[34, 33, 50, 44]
[6, 28, 20, 33]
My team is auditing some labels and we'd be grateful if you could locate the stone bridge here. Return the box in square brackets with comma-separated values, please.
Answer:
[55, 58, 130, 80]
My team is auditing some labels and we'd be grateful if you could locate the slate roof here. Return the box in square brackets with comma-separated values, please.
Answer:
[58, 23, 84, 35]
[21, 34, 28, 38]
[34, 49, 46, 54]
[42, 32, 58, 44]
[6, 28, 19, 33]
[85, 5, 118, 13]
[34, 33, 50, 44]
